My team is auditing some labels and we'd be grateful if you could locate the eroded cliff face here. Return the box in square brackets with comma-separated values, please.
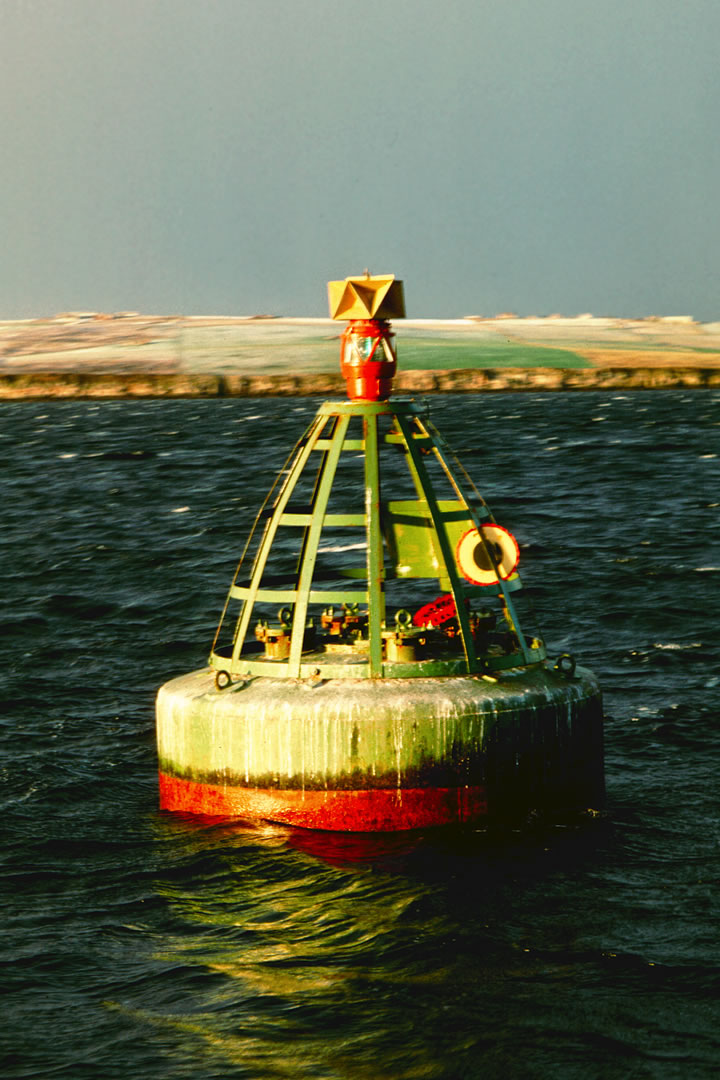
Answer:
[1, 366, 719, 399]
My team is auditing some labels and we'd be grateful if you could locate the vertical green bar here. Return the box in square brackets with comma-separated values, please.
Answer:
[395, 413, 478, 671]
[364, 413, 385, 676]
[420, 418, 534, 664]
[287, 413, 351, 677]
[231, 415, 325, 667]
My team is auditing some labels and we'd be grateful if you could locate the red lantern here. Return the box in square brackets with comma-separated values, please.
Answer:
[340, 319, 397, 401]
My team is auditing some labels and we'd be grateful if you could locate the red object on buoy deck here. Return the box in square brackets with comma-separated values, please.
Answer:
[155, 272, 604, 831]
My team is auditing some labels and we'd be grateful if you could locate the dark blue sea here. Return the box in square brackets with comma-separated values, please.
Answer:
[2, 390, 719, 1079]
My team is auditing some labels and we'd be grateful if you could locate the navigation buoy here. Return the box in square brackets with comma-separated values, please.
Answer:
[156, 273, 604, 831]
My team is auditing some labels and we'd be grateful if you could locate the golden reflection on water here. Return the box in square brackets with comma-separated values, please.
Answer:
[140, 816, 462, 1078]
[114, 813, 601, 1078]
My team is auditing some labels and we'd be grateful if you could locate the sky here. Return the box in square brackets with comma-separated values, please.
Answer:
[1, 0, 719, 320]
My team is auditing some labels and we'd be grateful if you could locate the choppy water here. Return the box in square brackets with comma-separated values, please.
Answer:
[2, 391, 719, 1079]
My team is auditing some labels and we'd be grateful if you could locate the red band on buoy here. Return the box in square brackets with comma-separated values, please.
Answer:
[159, 773, 487, 832]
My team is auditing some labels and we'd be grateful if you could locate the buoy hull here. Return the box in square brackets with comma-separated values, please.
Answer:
[156, 665, 603, 831]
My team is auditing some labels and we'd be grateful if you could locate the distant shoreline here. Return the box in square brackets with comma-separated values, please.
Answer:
[1, 366, 718, 400]
[2, 313, 720, 397]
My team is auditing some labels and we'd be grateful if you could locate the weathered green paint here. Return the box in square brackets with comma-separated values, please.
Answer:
[417, 413, 536, 664]
[157, 664, 602, 798]
[383, 498, 489, 582]
[288, 413, 350, 676]
[318, 400, 396, 417]
[229, 413, 325, 665]
[394, 410, 478, 668]
[364, 414, 385, 675]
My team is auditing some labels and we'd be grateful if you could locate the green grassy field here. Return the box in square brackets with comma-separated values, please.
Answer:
[390, 337, 588, 369]
[178, 326, 589, 372]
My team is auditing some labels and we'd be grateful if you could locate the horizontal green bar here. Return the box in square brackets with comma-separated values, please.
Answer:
[229, 657, 373, 680]
[231, 587, 377, 604]
[230, 585, 298, 602]
[279, 512, 366, 526]
[307, 589, 369, 604]
[232, 567, 371, 594]
[278, 512, 312, 526]
[322, 514, 367, 526]
[229, 570, 515, 596]
[319, 400, 417, 417]
[439, 507, 477, 522]
[210, 654, 479, 681]
[313, 438, 365, 451]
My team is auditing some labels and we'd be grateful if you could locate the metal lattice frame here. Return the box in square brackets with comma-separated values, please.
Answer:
[209, 399, 545, 680]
